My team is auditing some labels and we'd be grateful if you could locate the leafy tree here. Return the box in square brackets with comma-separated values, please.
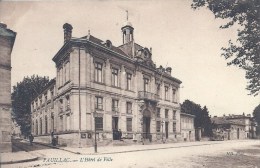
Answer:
[201, 106, 213, 136]
[12, 75, 49, 136]
[253, 104, 260, 133]
[181, 100, 213, 136]
[191, 0, 260, 96]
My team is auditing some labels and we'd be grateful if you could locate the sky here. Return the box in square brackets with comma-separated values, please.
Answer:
[0, 0, 259, 117]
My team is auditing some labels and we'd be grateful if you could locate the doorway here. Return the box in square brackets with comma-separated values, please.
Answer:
[143, 117, 150, 139]
[237, 128, 240, 139]
[112, 117, 119, 140]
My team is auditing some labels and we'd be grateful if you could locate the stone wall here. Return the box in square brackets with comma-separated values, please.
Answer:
[0, 23, 16, 153]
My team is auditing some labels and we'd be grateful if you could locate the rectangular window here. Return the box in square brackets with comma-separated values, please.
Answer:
[44, 93, 47, 102]
[60, 67, 63, 86]
[51, 90, 54, 109]
[59, 116, 63, 131]
[156, 121, 161, 132]
[126, 118, 132, 132]
[165, 86, 169, 100]
[144, 78, 149, 92]
[126, 73, 132, 90]
[173, 122, 176, 132]
[173, 110, 176, 120]
[66, 114, 70, 131]
[172, 89, 176, 102]
[40, 98, 42, 106]
[95, 97, 103, 110]
[95, 117, 103, 131]
[112, 99, 119, 112]
[156, 108, 160, 118]
[95, 62, 103, 83]
[45, 116, 48, 134]
[36, 120, 38, 135]
[165, 109, 169, 118]
[40, 118, 42, 135]
[44, 93, 48, 111]
[112, 68, 119, 87]
[59, 99, 63, 112]
[156, 84, 161, 98]
[66, 96, 70, 110]
[126, 102, 132, 114]
[65, 62, 70, 82]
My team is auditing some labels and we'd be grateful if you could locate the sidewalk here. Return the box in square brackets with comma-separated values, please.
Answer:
[35, 139, 237, 155]
[61, 141, 225, 155]
[0, 151, 38, 164]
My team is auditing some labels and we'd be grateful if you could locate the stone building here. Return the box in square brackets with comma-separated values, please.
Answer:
[31, 20, 183, 146]
[0, 23, 16, 152]
[211, 113, 256, 140]
[180, 113, 195, 141]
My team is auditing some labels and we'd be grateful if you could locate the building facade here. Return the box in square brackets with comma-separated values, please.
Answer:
[31, 20, 183, 146]
[180, 113, 195, 141]
[0, 23, 16, 152]
[211, 114, 257, 140]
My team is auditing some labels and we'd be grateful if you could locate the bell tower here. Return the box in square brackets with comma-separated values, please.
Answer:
[121, 10, 134, 44]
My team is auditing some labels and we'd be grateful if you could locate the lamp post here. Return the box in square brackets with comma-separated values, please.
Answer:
[161, 120, 164, 143]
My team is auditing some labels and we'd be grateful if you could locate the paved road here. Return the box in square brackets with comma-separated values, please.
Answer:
[3, 139, 260, 168]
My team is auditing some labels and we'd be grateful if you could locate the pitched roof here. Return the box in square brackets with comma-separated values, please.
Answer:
[80, 35, 129, 57]
[211, 117, 245, 126]
[117, 41, 145, 57]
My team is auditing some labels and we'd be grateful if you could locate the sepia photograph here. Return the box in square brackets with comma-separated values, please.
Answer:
[0, 0, 259, 167]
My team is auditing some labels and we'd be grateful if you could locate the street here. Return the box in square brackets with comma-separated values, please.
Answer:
[2, 140, 260, 168]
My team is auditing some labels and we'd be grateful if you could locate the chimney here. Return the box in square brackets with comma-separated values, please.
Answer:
[166, 67, 172, 75]
[63, 23, 73, 43]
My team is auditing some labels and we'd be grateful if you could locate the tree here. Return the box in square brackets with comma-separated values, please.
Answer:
[253, 104, 260, 125]
[181, 100, 213, 137]
[191, 0, 260, 96]
[12, 75, 49, 136]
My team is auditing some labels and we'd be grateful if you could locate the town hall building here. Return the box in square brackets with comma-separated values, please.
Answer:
[31, 18, 190, 146]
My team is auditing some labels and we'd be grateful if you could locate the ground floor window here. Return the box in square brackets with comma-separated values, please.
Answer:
[45, 115, 48, 134]
[95, 117, 103, 131]
[40, 118, 42, 135]
[35, 120, 38, 135]
[156, 121, 161, 132]
[59, 116, 63, 132]
[173, 122, 176, 132]
[126, 118, 132, 132]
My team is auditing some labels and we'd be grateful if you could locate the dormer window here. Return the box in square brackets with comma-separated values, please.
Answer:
[144, 51, 148, 57]
[106, 40, 112, 48]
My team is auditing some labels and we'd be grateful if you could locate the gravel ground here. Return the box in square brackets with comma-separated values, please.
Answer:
[2, 140, 260, 168]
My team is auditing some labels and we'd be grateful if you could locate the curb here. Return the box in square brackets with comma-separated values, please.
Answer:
[32, 141, 81, 155]
[32, 140, 251, 156]
[1, 143, 39, 165]
[0, 156, 39, 165]
[79, 141, 224, 155]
